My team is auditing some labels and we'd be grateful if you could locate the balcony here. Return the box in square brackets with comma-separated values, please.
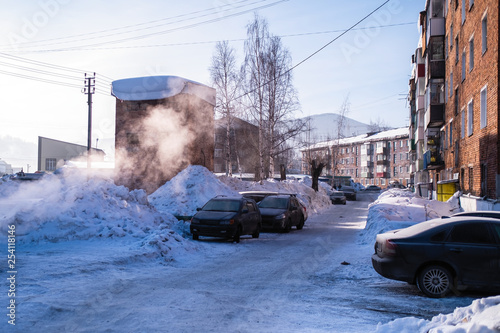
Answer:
[423, 149, 444, 169]
[426, 17, 445, 44]
[376, 146, 387, 155]
[376, 172, 389, 178]
[425, 104, 445, 128]
[360, 172, 373, 178]
[416, 95, 425, 111]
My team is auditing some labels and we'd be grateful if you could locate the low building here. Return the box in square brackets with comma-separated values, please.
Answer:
[112, 75, 216, 193]
[37, 136, 105, 172]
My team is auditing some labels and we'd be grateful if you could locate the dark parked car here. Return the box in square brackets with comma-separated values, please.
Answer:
[330, 191, 346, 205]
[372, 216, 500, 297]
[239, 191, 278, 203]
[341, 186, 356, 200]
[365, 185, 382, 192]
[258, 194, 305, 232]
[190, 196, 262, 243]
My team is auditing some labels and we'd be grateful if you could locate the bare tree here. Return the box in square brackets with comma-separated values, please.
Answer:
[209, 41, 242, 176]
[243, 14, 269, 182]
[367, 116, 391, 132]
[331, 95, 351, 178]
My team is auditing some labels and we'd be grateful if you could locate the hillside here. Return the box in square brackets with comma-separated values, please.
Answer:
[300, 113, 372, 142]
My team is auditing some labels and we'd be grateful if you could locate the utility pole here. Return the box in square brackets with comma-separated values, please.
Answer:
[83, 73, 95, 169]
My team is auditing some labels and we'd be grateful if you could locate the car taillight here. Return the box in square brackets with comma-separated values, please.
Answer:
[385, 239, 398, 256]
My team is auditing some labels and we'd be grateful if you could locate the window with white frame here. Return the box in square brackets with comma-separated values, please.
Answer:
[449, 120, 453, 148]
[480, 85, 487, 128]
[482, 14, 487, 54]
[467, 99, 474, 136]
[46, 158, 57, 171]
[469, 37, 474, 71]
[450, 72, 453, 97]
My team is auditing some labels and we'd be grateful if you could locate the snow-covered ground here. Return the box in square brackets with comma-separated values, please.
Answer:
[0, 165, 499, 332]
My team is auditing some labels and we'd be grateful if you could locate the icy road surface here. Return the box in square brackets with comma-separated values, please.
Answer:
[9, 193, 480, 332]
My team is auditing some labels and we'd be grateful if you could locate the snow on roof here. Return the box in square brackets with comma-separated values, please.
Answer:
[111, 75, 216, 106]
[305, 127, 409, 150]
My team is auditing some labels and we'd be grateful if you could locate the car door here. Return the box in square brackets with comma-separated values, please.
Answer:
[241, 200, 258, 233]
[289, 197, 301, 226]
[444, 221, 499, 286]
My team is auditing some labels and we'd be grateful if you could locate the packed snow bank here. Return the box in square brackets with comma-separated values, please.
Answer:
[0, 171, 191, 260]
[358, 189, 462, 245]
[149, 165, 239, 217]
[376, 296, 500, 332]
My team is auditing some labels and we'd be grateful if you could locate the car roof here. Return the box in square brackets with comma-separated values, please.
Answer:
[211, 196, 245, 201]
[452, 211, 500, 218]
[384, 216, 500, 239]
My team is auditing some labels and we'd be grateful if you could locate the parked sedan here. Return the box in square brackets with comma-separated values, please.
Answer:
[190, 196, 261, 243]
[372, 216, 500, 297]
[330, 191, 346, 205]
[258, 194, 305, 232]
[365, 185, 382, 192]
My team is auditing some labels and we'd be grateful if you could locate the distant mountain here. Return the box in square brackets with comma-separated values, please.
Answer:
[299, 113, 372, 143]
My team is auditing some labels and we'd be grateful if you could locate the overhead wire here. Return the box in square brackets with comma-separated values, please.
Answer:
[0, 0, 257, 50]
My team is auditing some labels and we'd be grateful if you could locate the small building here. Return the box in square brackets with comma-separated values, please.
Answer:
[111, 75, 215, 193]
[0, 158, 13, 175]
[37, 136, 105, 172]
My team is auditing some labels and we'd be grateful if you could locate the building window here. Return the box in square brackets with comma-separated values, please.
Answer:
[461, 49, 466, 81]
[480, 85, 487, 129]
[215, 149, 223, 158]
[46, 158, 57, 171]
[449, 72, 453, 97]
[461, 108, 465, 139]
[467, 99, 474, 136]
[450, 24, 454, 49]
[461, 0, 466, 24]
[482, 14, 487, 54]
[449, 120, 453, 148]
[481, 163, 487, 197]
[469, 37, 474, 71]
[455, 36, 459, 63]
[468, 167, 474, 194]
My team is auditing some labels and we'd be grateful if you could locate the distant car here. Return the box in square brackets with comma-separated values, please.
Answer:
[330, 191, 346, 205]
[190, 196, 262, 243]
[372, 216, 500, 297]
[258, 194, 305, 232]
[341, 186, 356, 201]
[365, 185, 382, 192]
[451, 211, 500, 219]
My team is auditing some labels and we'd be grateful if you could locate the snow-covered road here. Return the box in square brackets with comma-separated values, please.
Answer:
[8, 192, 482, 332]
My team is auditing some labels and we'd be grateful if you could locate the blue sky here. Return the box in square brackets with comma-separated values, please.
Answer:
[0, 0, 423, 169]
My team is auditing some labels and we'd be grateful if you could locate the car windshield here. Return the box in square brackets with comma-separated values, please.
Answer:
[202, 199, 240, 212]
[331, 192, 344, 197]
[259, 197, 288, 209]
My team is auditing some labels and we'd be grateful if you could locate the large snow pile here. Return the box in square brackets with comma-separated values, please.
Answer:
[376, 296, 500, 332]
[149, 165, 239, 217]
[358, 188, 462, 245]
[0, 171, 189, 259]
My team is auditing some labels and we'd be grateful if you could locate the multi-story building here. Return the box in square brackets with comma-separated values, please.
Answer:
[301, 128, 411, 188]
[409, 0, 499, 203]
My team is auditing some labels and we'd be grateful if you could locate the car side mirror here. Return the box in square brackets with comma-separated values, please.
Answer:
[196, 208, 202, 211]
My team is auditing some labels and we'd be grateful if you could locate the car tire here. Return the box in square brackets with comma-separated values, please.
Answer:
[233, 226, 242, 243]
[252, 224, 261, 238]
[417, 265, 453, 298]
[343, 202, 346, 205]
[296, 217, 304, 230]
[192, 234, 199, 241]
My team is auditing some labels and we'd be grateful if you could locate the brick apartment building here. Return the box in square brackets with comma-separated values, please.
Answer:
[302, 128, 411, 188]
[408, 0, 499, 203]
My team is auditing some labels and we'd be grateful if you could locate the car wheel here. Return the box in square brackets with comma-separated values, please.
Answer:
[296, 217, 304, 230]
[282, 220, 291, 233]
[252, 224, 261, 238]
[417, 265, 453, 298]
[192, 234, 199, 241]
[233, 226, 242, 243]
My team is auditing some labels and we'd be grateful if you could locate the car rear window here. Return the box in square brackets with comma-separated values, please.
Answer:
[259, 197, 288, 209]
[203, 200, 240, 212]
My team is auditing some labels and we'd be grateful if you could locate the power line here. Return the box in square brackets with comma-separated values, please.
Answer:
[0, 0, 258, 50]
[19, 22, 414, 53]
[2, 0, 288, 53]
[236, 0, 392, 101]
